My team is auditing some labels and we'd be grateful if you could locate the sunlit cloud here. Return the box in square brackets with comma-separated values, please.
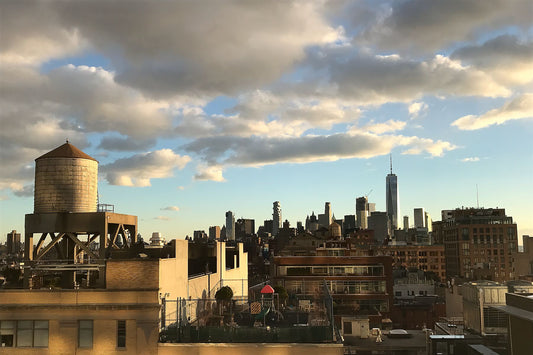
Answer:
[452, 93, 533, 130]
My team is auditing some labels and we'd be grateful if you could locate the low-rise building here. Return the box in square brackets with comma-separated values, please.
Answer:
[271, 255, 393, 325]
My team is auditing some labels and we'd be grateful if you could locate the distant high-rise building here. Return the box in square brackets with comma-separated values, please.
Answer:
[368, 211, 390, 243]
[356, 197, 375, 229]
[273, 201, 282, 236]
[424, 212, 432, 232]
[414, 208, 425, 228]
[386, 155, 399, 230]
[209, 226, 220, 240]
[193, 230, 208, 241]
[344, 214, 356, 233]
[225, 211, 235, 240]
[6, 230, 21, 255]
[306, 212, 319, 232]
[318, 202, 332, 227]
[296, 221, 304, 234]
[236, 218, 255, 240]
[403, 216, 409, 230]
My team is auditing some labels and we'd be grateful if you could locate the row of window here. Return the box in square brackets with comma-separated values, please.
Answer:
[0, 320, 126, 349]
[282, 265, 384, 277]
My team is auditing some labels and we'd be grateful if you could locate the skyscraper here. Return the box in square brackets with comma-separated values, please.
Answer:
[386, 155, 399, 230]
[225, 211, 235, 240]
[414, 208, 425, 228]
[273, 201, 282, 236]
[356, 197, 375, 229]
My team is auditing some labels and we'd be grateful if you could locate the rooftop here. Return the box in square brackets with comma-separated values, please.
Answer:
[36, 141, 97, 162]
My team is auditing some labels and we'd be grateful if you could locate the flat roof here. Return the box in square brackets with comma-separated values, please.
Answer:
[492, 305, 533, 322]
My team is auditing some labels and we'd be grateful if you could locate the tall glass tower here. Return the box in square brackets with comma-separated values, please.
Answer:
[386, 155, 399, 231]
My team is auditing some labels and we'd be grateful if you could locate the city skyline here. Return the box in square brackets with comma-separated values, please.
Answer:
[0, 1, 532, 241]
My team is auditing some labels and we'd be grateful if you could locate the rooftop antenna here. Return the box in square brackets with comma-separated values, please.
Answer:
[390, 153, 393, 174]
[476, 184, 479, 208]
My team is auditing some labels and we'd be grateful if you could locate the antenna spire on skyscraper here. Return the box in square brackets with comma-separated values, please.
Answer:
[390, 153, 393, 174]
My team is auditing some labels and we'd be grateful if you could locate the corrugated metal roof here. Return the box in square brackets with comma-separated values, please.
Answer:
[36, 141, 97, 162]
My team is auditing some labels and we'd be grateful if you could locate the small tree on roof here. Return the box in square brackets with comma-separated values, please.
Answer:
[215, 286, 233, 315]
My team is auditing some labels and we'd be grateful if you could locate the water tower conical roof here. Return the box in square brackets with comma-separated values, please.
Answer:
[36, 141, 97, 162]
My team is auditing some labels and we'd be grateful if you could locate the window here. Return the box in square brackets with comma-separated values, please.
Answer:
[79, 320, 93, 348]
[0, 321, 15, 347]
[16, 320, 48, 348]
[117, 320, 126, 348]
[343, 321, 352, 335]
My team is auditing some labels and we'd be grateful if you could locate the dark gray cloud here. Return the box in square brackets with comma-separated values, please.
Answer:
[291, 50, 510, 104]
[49, 1, 338, 97]
[184, 132, 456, 169]
[13, 185, 33, 197]
[357, 0, 532, 54]
[98, 136, 156, 152]
[451, 35, 533, 85]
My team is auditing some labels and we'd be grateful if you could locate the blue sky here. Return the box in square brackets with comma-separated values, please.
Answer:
[1, 0, 532, 242]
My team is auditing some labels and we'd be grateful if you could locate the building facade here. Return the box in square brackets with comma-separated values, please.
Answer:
[272, 201, 282, 236]
[225, 211, 235, 241]
[441, 208, 518, 283]
[271, 255, 393, 317]
[377, 245, 446, 280]
[386, 171, 399, 230]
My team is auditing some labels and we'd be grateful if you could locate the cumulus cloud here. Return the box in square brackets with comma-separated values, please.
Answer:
[461, 157, 480, 162]
[408, 102, 428, 119]
[355, 120, 406, 134]
[452, 94, 533, 130]
[294, 51, 510, 105]
[102, 149, 191, 187]
[0, 1, 85, 65]
[185, 132, 456, 168]
[451, 35, 533, 86]
[45, 1, 340, 97]
[98, 135, 156, 152]
[194, 165, 226, 182]
[357, 0, 532, 54]
[13, 185, 34, 197]
[161, 206, 180, 212]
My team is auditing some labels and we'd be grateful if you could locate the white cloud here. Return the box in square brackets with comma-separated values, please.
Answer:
[161, 206, 180, 212]
[102, 149, 191, 187]
[408, 102, 428, 119]
[461, 157, 480, 162]
[452, 93, 533, 130]
[194, 165, 226, 182]
[154, 216, 171, 221]
[355, 120, 406, 134]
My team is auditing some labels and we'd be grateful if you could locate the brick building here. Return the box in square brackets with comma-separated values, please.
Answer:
[376, 244, 446, 281]
[440, 208, 518, 283]
[271, 255, 393, 323]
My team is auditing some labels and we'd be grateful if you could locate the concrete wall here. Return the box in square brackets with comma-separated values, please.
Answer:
[158, 343, 344, 355]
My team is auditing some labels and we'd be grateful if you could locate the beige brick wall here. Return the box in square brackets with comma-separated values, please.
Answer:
[34, 158, 98, 213]
[106, 260, 159, 290]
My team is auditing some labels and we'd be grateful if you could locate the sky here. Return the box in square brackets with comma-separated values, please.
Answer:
[1, 0, 532, 243]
